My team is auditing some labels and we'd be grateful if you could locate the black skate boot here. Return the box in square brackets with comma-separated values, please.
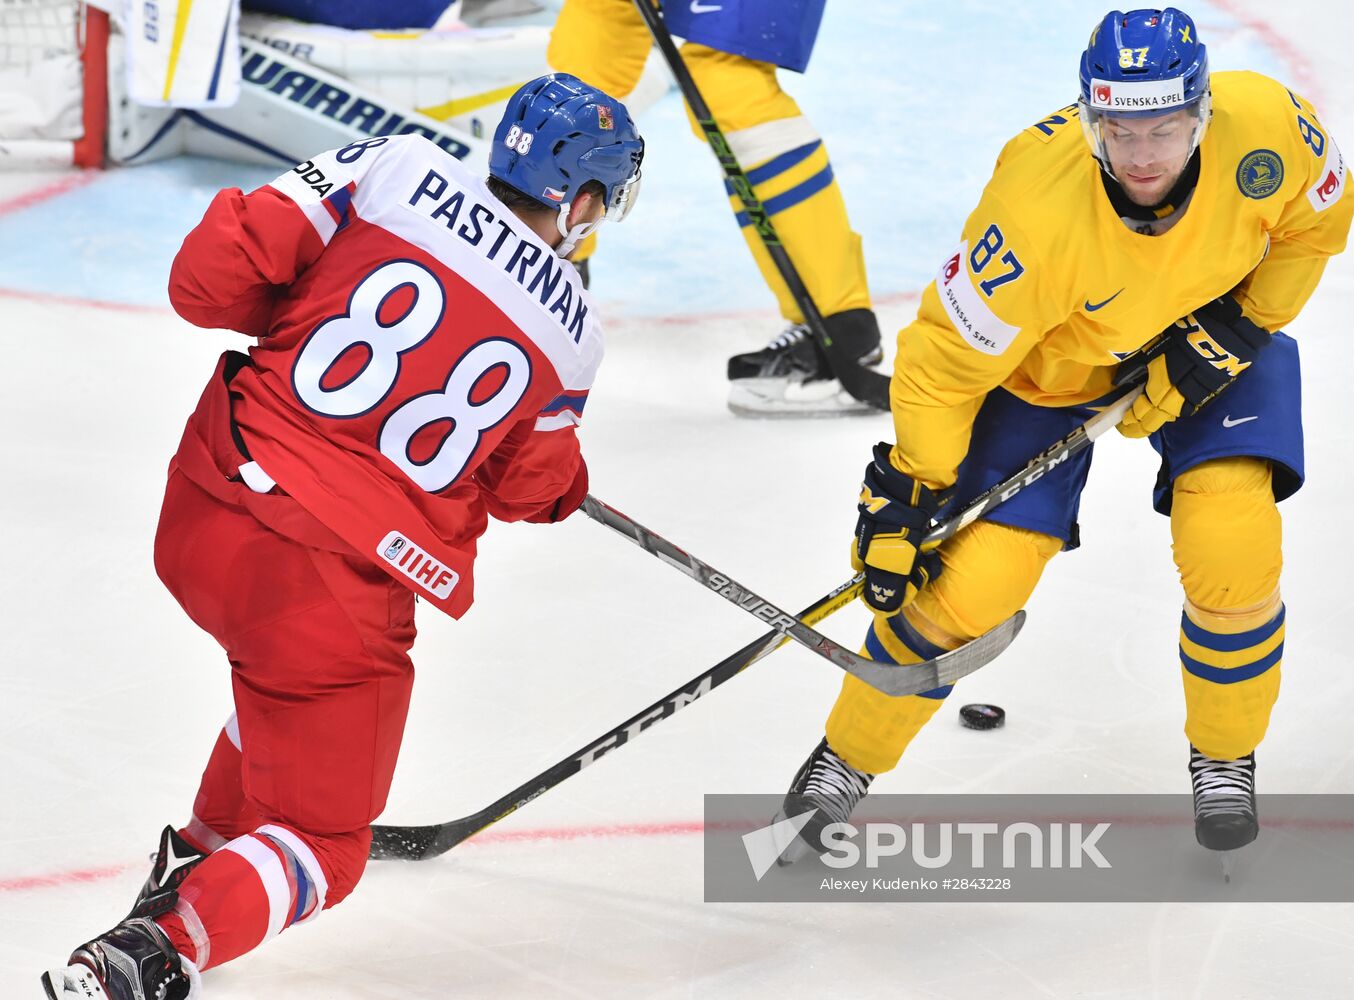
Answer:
[131, 825, 208, 914]
[41, 896, 199, 1000]
[1190, 745, 1258, 851]
[726, 308, 883, 418]
[774, 737, 875, 866]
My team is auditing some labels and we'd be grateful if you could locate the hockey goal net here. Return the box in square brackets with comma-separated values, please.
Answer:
[0, 0, 108, 167]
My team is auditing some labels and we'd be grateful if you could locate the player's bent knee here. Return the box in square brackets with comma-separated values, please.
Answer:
[260, 823, 372, 911]
[1171, 458, 1281, 612]
[914, 521, 1061, 644]
[827, 521, 1057, 775]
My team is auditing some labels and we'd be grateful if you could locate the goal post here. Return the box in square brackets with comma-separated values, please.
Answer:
[0, 0, 109, 168]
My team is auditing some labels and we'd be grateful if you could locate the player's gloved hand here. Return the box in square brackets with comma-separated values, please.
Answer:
[852, 442, 945, 614]
[525, 458, 589, 524]
[1117, 295, 1270, 439]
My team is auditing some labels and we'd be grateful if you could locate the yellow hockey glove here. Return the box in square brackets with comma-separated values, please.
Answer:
[852, 443, 945, 614]
[1118, 295, 1270, 439]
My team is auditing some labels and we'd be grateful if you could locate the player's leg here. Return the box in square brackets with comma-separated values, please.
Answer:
[545, 0, 653, 280]
[831, 520, 1064, 768]
[778, 392, 1091, 861]
[676, 42, 880, 414]
[546, 0, 651, 100]
[127, 717, 258, 914]
[1171, 457, 1282, 849]
[45, 472, 418, 997]
[184, 715, 258, 848]
[772, 520, 1061, 864]
[153, 511, 417, 973]
[1154, 332, 1304, 851]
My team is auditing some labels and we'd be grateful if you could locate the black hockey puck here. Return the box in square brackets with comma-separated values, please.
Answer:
[959, 703, 1005, 730]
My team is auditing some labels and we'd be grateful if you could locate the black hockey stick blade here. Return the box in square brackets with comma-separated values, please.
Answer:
[369, 575, 866, 861]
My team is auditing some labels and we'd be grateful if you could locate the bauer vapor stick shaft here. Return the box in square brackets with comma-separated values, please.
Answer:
[369, 393, 1142, 861]
[368, 576, 864, 861]
[580, 494, 1020, 698]
[632, 0, 890, 411]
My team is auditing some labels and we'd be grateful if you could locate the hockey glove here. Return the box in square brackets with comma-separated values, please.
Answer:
[525, 458, 589, 524]
[852, 442, 945, 614]
[1118, 295, 1270, 439]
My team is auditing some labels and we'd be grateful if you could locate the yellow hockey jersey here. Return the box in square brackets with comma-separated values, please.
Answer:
[892, 70, 1352, 490]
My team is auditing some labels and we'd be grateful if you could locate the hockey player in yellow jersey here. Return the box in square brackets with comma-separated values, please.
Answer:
[547, 0, 883, 416]
[777, 7, 1351, 862]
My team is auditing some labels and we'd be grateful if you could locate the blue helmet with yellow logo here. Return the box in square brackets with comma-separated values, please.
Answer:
[1077, 8, 1212, 171]
[490, 73, 644, 224]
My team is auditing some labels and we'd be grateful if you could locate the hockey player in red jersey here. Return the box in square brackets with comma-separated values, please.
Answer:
[41, 74, 643, 1000]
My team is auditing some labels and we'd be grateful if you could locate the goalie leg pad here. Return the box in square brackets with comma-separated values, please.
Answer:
[1171, 457, 1285, 759]
[826, 522, 1060, 774]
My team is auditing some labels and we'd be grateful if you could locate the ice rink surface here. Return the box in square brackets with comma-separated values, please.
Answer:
[3, 1, 1353, 997]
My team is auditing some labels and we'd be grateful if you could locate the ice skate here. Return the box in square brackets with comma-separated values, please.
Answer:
[1190, 745, 1258, 879]
[41, 899, 200, 1000]
[131, 825, 208, 914]
[773, 737, 875, 866]
[727, 309, 884, 418]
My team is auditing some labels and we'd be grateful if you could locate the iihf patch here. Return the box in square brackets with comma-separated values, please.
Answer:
[377, 531, 459, 600]
[1236, 149, 1284, 199]
[597, 105, 614, 130]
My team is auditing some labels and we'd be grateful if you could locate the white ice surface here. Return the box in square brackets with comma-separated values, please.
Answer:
[3, 1, 1354, 997]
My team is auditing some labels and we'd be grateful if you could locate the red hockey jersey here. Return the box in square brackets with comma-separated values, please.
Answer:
[167, 135, 601, 619]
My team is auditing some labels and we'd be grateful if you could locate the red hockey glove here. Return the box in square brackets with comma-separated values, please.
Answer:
[525, 458, 589, 524]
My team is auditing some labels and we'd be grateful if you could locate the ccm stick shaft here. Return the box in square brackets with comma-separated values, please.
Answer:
[366, 389, 1144, 860]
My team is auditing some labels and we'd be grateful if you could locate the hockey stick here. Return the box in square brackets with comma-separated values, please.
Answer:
[632, 0, 891, 412]
[579, 494, 1018, 698]
[369, 391, 1144, 860]
[368, 576, 863, 860]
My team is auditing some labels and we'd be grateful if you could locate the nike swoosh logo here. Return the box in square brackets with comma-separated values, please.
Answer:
[690, 0, 723, 11]
[1222, 415, 1259, 428]
[1084, 289, 1124, 312]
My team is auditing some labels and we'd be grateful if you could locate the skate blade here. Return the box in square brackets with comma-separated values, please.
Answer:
[41, 966, 107, 1000]
[1219, 850, 1238, 883]
[727, 377, 883, 419]
[769, 809, 814, 868]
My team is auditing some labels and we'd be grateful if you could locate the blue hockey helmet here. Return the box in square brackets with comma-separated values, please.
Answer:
[490, 73, 644, 228]
[1077, 9, 1211, 169]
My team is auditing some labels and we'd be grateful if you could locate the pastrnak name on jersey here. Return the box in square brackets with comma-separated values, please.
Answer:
[406, 169, 589, 342]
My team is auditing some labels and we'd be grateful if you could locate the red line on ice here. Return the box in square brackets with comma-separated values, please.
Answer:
[0, 171, 101, 219]
[0, 864, 135, 893]
[1210, 0, 1322, 103]
[0, 286, 172, 314]
[7, 812, 1354, 894]
[0, 821, 705, 894]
